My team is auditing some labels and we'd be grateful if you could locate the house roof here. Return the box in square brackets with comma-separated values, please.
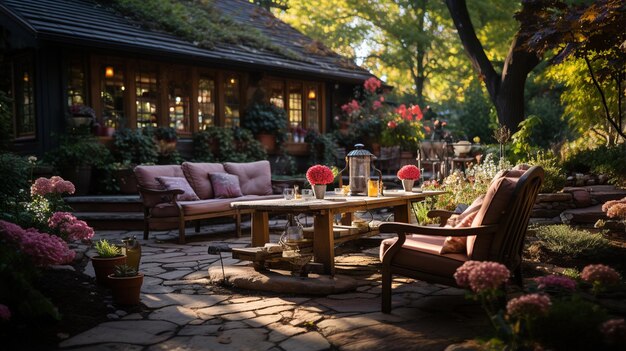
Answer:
[0, 0, 374, 83]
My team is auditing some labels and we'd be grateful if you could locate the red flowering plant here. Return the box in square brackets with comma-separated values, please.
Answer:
[397, 165, 421, 180]
[380, 104, 425, 151]
[306, 165, 335, 185]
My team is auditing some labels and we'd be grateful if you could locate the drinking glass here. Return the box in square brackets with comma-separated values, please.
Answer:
[283, 188, 295, 200]
[301, 189, 313, 201]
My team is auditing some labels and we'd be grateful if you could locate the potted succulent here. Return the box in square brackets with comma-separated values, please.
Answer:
[241, 102, 287, 153]
[68, 104, 96, 127]
[91, 239, 126, 286]
[108, 264, 143, 305]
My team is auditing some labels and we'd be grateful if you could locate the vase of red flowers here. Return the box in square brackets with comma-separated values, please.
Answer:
[306, 164, 335, 199]
[397, 165, 421, 192]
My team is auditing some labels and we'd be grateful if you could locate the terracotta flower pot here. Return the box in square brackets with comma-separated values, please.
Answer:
[108, 273, 144, 305]
[256, 133, 277, 154]
[91, 255, 127, 286]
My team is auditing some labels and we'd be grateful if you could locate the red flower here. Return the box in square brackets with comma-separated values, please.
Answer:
[364, 77, 382, 93]
[387, 120, 397, 129]
[397, 165, 421, 180]
[372, 100, 382, 110]
[306, 165, 335, 185]
[341, 99, 361, 115]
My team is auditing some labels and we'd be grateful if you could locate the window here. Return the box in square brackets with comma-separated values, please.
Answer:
[66, 56, 86, 107]
[168, 71, 190, 132]
[306, 85, 319, 131]
[135, 69, 158, 129]
[13, 57, 36, 138]
[198, 77, 215, 130]
[268, 80, 285, 109]
[288, 82, 303, 128]
[224, 74, 240, 127]
[101, 65, 125, 128]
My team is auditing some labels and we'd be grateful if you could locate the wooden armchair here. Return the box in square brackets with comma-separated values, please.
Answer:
[379, 166, 544, 313]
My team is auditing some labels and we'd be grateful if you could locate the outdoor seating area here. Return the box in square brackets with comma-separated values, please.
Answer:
[1, 0, 626, 350]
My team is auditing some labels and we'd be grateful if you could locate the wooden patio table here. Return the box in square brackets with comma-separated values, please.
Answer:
[231, 190, 445, 275]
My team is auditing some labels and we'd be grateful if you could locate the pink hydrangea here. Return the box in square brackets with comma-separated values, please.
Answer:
[48, 211, 94, 241]
[363, 77, 382, 93]
[397, 165, 421, 180]
[600, 318, 626, 344]
[0, 304, 10, 321]
[341, 99, 361, 115]
[0, 220, 75, 266]
[581, 264, 621, 286]
[466, 261, 510, 293]
[372, 100, 382, 110]
[454, 261, 483, 288]
[31, 176, 75, 196]
[506, 293, 551, 319]
[306, 165, 335, 185]
[535, 275, 577, 292]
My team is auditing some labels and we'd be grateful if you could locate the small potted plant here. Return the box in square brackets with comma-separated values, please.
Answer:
[108, 264, 143, 305]
[397, 165, 421, 192]
[68, 104, 96, 127]
[91, 239, 126, 286]
[241, 102, 288, 153]
[306, 164, 335, 199]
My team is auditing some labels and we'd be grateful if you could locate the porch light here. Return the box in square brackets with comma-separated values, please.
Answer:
[229, 77, 236, 84]
[23, 72, 29, 82]
[105, 66, 114, 78]
[308, 89, 316, 99]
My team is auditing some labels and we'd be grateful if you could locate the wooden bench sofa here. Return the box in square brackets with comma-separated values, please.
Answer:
[134, 160, 281, 244]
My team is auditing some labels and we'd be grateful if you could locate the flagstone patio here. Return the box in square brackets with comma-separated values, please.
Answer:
[61, 221, 488, 350]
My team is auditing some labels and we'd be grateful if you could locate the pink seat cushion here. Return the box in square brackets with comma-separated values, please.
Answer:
[380, 235, 467, 277]
[181, 162, 226, 199]
[151, 199, 234, 218]
[209, 173, 243, 198]
[224, 161, 273, 196]
[156, 176, 200, 201]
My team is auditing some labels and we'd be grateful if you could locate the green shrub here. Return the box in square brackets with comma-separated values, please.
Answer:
[535, 225, 610, 258]
[0, 153, 30, 210]
[112, 128, 158, 165]
[193, 127, 267, 163]
[526, 151, 566, 193]
[241, 102, 288, 144]
[563, 144, 626, 186]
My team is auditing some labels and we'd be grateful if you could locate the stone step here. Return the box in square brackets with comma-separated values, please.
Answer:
[65, 195, 143, 213]
[560, 204, 608, 224]
[74, 211, 144, 230]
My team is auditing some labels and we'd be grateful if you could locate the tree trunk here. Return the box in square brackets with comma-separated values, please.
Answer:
[445, 0, 541, 132]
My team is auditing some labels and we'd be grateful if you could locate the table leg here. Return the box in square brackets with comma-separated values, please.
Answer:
[394, 201, 411, 223]
[313, 209, 335, 275]
[251, 211, 269, 247]
[340, 212, 353, 225]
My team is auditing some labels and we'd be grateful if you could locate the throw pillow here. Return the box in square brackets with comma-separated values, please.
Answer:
[209, 173, 243, 198]
[439, 196, 484, 254]
[156, 176, 200, 201]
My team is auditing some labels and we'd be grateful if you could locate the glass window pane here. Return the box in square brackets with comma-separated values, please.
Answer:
[135, 69, 158, 129]
[168, 72, 190, 132]
[269, 80, 284, 108]
[66, 57, 86, 107]
[198, 77, 215, 130]
[224, 74, 240, 127]
[288, 83, 302, 128]
[14, 58, 36, 138]
[101, 65, 125, 129]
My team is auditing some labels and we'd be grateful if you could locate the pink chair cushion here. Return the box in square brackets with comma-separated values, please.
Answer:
[134, 165, 185, 207]
[468, 174, 520, 258]
[151, 199, 234, 217]
[380, 235, 467, 277]
[156, 176, 200, 201]
[440, 196, 484, 254]
[209, 173, 243, 198]
[224, 161, 273, 196]
[181, 162, 226, 199]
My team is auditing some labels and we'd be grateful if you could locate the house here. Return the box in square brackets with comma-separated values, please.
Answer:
[0, 0, 375, 155]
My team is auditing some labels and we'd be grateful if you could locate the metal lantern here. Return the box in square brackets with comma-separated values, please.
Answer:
[340, 144, 382, 196]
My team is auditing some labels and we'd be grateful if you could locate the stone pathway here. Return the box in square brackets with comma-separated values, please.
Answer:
[60, 220, 487, 351]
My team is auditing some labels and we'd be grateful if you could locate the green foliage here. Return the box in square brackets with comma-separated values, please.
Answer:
[347, 117, 382, 149]
[535, 225, 610, 258]
[510, 115, 542, 158]
[532, 296, 608, 351]
[562, 144, 626, 186]
[305, 131, 337, 166]
[112, 128, 159, 166]
[0, 153, 31, 213]
[94, 239, 122, 258]
[241, 103, 288, 144]
[449, 80, 497, 144]
[193, 127, 267, 162]
[45, 131, 112, 170]
[525, 151, 566, 193]
[108, 0, 299, 59]
[143, 126, 177, 142]
[112, 264, 138, 277]
[0, 90, 12, 152]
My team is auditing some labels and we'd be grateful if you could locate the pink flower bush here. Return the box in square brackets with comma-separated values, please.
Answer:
[397, 165, 421, 180]
[0, 304, 10, 321]
[341, 99, 361, 115]
[506, 293, 551, 319]
[581, 264, 621, 286]
[454, 261, 510, 293]
[396, 104, 423, 121]
[306, 165, 335, 185]
[0, 220, 75, 266]
[48, 211, 94, 241]
[535, 275, 577, 292]
[31, 176, 75, 196]
[372, 100, 382, 110]
[600, 318, 626, 344]
[363, 77, 382, 93]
